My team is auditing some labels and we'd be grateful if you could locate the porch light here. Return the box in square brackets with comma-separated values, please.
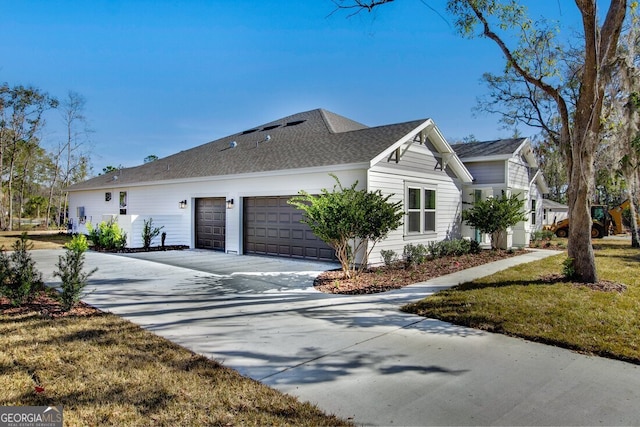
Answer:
[226, 198, 234, 209]
[179, 200, 187, 209]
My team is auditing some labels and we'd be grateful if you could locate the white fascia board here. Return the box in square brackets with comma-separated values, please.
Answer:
[516, 138, 538, 167]
[530, 169, 550, 194]
[66, 162, 370, 192]
[369, 119, 435, 165]
[461, 154, 512, 162]
[369, 119, 474, 183]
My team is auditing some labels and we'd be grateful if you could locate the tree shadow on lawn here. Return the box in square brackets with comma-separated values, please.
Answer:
[453, 276, 566, 292]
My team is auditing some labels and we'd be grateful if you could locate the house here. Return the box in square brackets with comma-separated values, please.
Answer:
[541, 199, 569, 226]
[67, 108, 474, 265]
[451, 138, 549, 248]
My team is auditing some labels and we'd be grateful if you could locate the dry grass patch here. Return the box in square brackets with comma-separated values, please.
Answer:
[0, 231, 72, 250]
[0, 300, 350, 426]
[403, 240, 640, 363]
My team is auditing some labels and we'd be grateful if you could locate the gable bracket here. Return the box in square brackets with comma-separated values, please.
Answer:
[387, 143, 412, 164]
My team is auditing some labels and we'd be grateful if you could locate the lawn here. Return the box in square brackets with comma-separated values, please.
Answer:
[0, 230, 72, 250]
[0, 299, 350, 426]
[403, 240, 640, 363]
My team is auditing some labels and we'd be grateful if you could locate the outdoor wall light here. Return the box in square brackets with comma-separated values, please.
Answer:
[226, 198, 234, 209]
[179, 200, 187, 209]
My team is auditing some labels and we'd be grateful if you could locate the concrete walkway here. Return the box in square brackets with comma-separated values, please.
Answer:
[32, 249, 640, 426]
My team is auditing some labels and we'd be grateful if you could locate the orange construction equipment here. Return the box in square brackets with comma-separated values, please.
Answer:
[549, 200, 638, 238]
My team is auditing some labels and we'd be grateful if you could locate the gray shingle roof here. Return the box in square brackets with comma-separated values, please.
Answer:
[450, 138, 527, 159]
[69, 108, 424, 191]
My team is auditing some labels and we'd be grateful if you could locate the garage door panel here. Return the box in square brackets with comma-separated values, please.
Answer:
[196, 198, 226, 251]
[244, 196, 336, 262]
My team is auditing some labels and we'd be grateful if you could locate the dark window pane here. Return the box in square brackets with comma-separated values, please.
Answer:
[424, 190, 436, 210]
[425, 212, 435, 231]
[408, 188, 420, 209]
[408, 212, 421, 232]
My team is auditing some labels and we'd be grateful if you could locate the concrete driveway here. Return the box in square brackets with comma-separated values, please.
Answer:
[32, 249, 640, 426]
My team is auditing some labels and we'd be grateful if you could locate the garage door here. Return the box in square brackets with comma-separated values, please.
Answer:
[195, 198, 226, 251]
[244, 196, 336, 261]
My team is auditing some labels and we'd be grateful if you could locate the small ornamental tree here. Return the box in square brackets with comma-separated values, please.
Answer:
[289, 175, 403, 278]
[462, 192, 527, 250]
[0, 233, 44, 305]
[54, 234, 97, 311]
[142, 218, 164, 250]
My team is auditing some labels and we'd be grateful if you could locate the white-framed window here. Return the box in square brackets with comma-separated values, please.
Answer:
[531, 199, 537, 225]
[406, 184, 437, 234]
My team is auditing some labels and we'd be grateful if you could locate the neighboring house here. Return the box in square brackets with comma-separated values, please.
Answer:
[451, 138, 549, 248]
[541, 199, 569, 226]
[67, 108, 474, 265]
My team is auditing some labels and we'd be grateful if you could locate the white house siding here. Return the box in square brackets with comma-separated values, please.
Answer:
[366, 142, 464, 265]
[507, 158, 531, 190]
[69, 167, 366, 252]
[464, 161, 505, 185]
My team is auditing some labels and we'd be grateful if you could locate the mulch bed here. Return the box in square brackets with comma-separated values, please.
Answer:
[1, 291, 102, 319]
[539, 273, 627, 293]
[93, 245, 189, 253]
[315, 249, 526, 295]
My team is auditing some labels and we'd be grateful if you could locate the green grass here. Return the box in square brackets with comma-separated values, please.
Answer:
[403, 241, 640, 363]
[0, 309, 350, 426]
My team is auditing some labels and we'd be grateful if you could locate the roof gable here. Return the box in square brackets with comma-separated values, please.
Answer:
[451, 138, 528, 160]
[69, 109, 432, 190]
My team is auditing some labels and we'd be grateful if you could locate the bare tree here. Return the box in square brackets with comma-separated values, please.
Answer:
[604, 4, 640, 246]
[0, 85, 58, 230]
[47, 91, 92, 228]
[334, 0, 627, 282]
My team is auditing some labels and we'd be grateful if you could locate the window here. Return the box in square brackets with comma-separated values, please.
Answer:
[531, 199, 537, 225]
[406, 185, 436, 234]
[119, 191, 127, 215]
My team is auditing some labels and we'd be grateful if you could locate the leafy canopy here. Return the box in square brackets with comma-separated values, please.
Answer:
[462, 192, 526, 249]
[288, 174, 403, 278]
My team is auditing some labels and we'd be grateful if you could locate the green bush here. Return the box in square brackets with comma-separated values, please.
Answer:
[562, 257, 576, 279]
[530, 229, 555, 242]
[289, 174, 403, 278]
[142, 218, 164, 250]
[403, 243, 428, 267]
[428, 238, 481, 258]
[462, 192, 527, 249]
[55, 234, 98, 311]
[380, 249, 399, 267]
[86, 218, 127, 251]
[0, 233, 44, 306]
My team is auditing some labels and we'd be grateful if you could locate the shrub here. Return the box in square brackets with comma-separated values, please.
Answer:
[562, 257, 575, 279]
[403, 243, 428, 268]
[0, 233, 44, 306]
[380, 249, 398, 267]
[55, 234, 98, 311]
[462, 192, 527, 249]
[86, 218, 127, 251]
[428, 238, 481, 259]
[142, 218, 164, 250]
[530, 229, 555, 242]
[289, 174, 403, 278]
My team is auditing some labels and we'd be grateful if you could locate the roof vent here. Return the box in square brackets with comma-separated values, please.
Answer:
[262, 124, 281, 131]
[285, 120, 306, 127]
[242, 128, 259, 135]
[230, 141, 237, 148]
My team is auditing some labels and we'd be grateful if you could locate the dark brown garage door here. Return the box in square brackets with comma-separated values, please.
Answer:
[196, 198, 226, 251]
[244, 196, 336, 261]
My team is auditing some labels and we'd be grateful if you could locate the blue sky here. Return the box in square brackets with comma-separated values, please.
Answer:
[2, 0, 571, 173]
